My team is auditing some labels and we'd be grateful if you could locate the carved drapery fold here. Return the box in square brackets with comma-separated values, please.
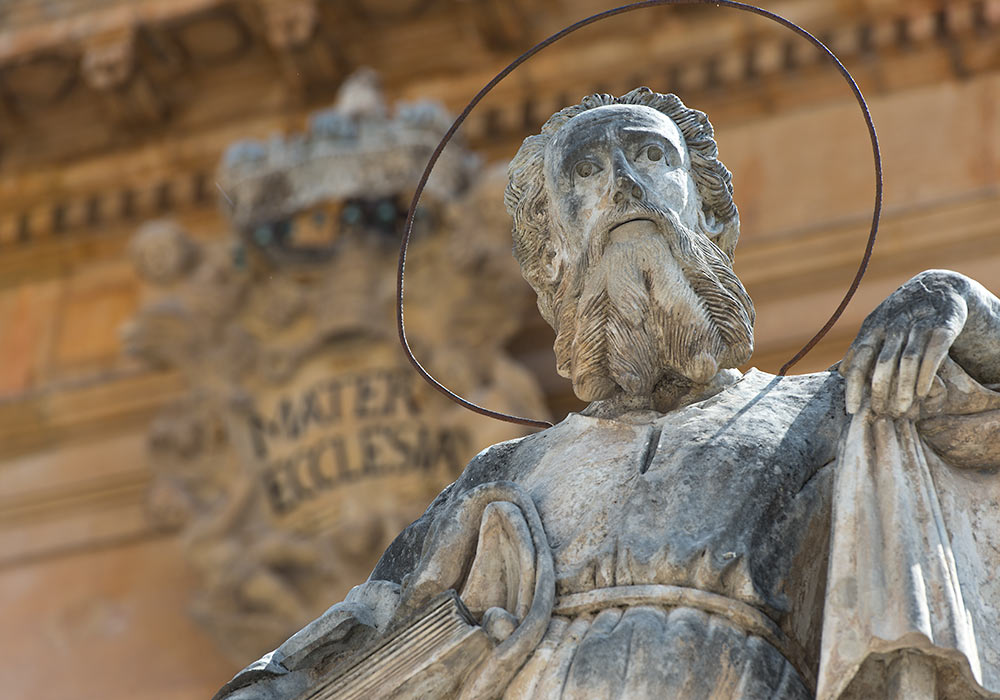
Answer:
[821, 358, 1000, 699]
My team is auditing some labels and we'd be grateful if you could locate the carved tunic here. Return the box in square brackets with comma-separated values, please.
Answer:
[373, 369, 846, 698]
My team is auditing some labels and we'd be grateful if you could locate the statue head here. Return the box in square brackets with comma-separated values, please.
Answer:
[506, 88, 755, 402]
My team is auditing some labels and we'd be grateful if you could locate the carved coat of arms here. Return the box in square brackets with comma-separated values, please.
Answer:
[125, 71, 547, 662]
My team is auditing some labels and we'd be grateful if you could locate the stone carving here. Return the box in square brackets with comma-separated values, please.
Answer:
[81, 28, 136, 91]
[257, 0, 344, 96]
[81, 25, 167, 126]
[215, 88, 1000, 699]
[129, 220, 200, 285]
[126, 71, 546, 664]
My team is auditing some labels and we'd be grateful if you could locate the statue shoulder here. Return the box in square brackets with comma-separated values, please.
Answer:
[733, 367, 846, 418]
[453, 434, 538, 491]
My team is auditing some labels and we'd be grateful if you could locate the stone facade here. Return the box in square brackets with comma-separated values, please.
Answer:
[2, 1, 1000, 698]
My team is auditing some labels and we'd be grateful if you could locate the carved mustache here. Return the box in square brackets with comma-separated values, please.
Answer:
[585, 201, 684, 268]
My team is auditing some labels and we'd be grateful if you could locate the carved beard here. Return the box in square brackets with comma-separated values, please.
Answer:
[551, 204, 755, 402]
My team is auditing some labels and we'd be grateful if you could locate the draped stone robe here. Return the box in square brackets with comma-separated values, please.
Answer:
[216, 364, 1000, 700]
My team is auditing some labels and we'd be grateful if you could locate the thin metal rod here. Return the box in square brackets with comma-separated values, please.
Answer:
[397, 0, 883, 427]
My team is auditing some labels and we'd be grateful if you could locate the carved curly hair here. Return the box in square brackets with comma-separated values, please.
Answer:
[505, 87, 739, 320]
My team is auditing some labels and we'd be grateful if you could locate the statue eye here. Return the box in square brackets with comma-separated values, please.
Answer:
[645, 145, 663, 162]
[575, 161, 596, 178]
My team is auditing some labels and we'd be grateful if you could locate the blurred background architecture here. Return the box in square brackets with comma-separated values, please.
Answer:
[1, 1, 1000, 698]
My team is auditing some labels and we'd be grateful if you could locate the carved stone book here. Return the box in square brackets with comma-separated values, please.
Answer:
[300, 591, 493, 700]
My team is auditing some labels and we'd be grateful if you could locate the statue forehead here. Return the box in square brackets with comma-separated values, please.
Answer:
[545, 104, 686, 158]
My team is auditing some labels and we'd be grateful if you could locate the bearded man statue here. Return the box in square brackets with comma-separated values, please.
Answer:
[216, 89, 1000, 700]
[506, 89, 754, 408]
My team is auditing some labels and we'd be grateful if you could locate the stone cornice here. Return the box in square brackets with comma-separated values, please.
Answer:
[0, 0, 226, 61]
[451, 0, 1000, 149]
[0, 368, 184, 460]
[1, 1, 999, 257]
[0, 1, 994, 149]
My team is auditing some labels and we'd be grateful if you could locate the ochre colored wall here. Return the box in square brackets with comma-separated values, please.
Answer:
[2, 1, 1000, 697]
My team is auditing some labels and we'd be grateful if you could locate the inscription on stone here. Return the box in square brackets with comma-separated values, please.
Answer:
[244, 369, 470, 517]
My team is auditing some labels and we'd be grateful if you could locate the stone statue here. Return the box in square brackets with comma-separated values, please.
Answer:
[215, 88, 1000, 700]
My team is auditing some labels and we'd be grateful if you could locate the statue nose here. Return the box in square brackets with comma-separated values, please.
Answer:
[613, 171, 644, 204]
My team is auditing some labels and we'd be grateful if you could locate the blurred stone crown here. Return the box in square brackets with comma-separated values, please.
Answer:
[217, 68, 479, 235]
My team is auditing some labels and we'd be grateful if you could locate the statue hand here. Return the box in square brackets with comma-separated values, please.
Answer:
[840, 272, 969, 416]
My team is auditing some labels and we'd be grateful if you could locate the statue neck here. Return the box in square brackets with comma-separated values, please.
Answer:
[581, 368, 743, 419]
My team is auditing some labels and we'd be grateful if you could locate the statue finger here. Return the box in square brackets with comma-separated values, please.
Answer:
[845, 343, 878, 414]
[916, 327, 955, 397]
[841, 323, 885, 379]
[838, 345, 854, 377]
[870, 332, 905, 415]
[841, 335, 866, 377]
[893, 324, 930, 416]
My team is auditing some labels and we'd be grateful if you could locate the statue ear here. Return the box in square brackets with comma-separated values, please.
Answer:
[699, 204, 724, 237]
[699, 205, 739, 262]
